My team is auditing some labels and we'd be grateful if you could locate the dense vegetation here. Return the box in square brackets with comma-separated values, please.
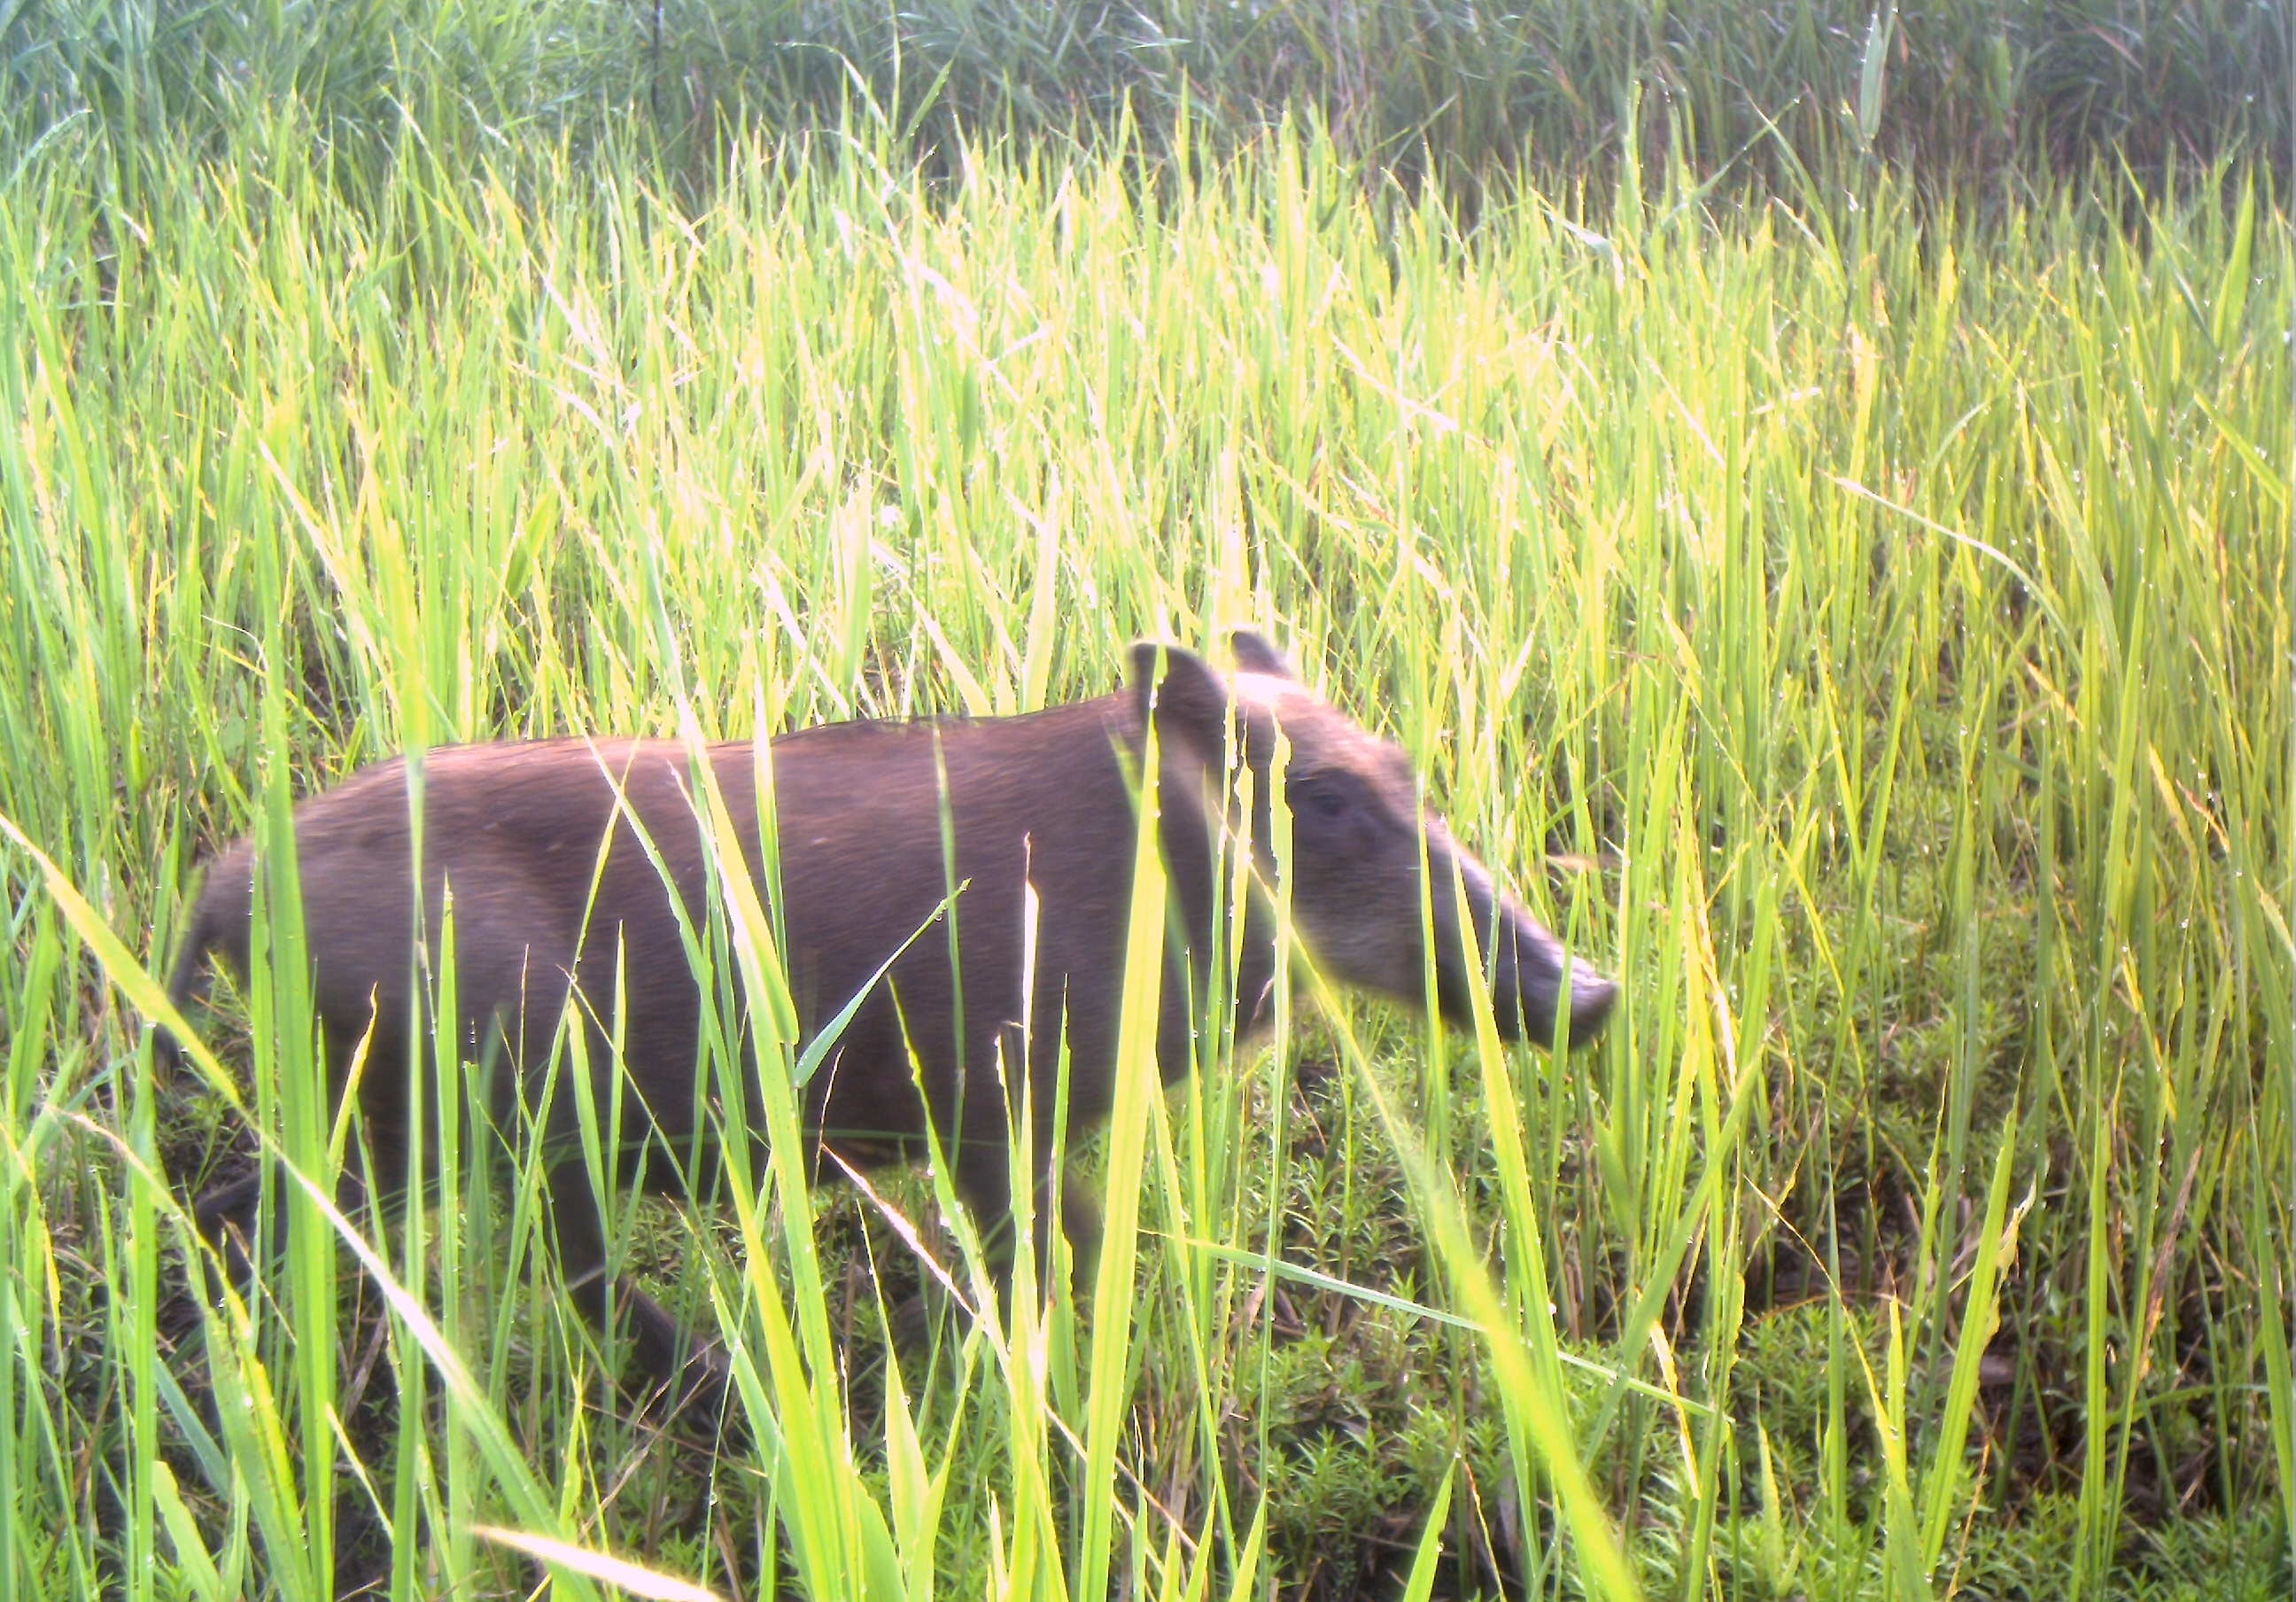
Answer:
[0, 2, 2287, 1598]
[7, 0, 2288, 191]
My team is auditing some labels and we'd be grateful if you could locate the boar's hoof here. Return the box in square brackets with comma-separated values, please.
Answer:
[628, 1342, 747, 1452]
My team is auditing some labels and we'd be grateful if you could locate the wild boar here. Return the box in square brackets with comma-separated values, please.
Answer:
[159, 632, 1615, 1424]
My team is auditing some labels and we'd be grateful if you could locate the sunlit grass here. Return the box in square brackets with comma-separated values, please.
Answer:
[0, 88, 2286, 1601]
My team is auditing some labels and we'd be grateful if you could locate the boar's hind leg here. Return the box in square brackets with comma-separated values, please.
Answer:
[542, 1163, 736, 1442]
[186, 1025, 407, 1308]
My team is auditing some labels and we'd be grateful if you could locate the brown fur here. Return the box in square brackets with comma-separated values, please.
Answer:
[160, 634, 1615, 1424]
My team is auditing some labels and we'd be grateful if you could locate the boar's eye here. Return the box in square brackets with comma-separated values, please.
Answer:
[1292, 777, 1349, 820]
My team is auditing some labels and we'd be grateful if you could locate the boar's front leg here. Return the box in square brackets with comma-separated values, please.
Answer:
[543, 1163, 736, 1442]
[946, 1057, 1106, 1313]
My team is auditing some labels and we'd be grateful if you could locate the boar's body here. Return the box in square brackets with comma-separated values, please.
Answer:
[182, 697, 1221, 1197]
[164, 638, 1614, 1424]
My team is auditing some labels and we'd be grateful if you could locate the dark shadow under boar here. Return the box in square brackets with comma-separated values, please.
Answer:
[159, 633, 1616, 1430]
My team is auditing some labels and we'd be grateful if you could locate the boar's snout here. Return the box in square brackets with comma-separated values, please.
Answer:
[1431, 848, 1617, 1052]
[1487, 917, 1618, 1051]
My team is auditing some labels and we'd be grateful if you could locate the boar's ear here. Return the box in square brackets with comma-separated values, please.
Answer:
[1229, 629, 1294, 679]
[1129, 641, 1234, 755]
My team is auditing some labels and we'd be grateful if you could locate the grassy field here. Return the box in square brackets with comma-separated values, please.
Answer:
[0, 9, 2290, 1598]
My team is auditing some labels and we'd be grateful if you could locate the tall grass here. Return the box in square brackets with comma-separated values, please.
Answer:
[5, 0, 2285, 193]
[0, 88, 2287, 1600]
